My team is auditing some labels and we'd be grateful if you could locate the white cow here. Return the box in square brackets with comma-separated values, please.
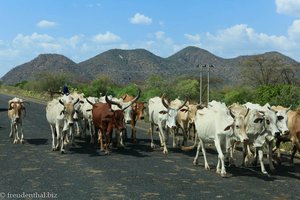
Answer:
[148, 95, 188, 154]
[170, 98, 190, 147]
[243, 102, 281, 174]
[8, 97, 26, 144]
[80, 97, 99, 143]
[192, 101, 249, 177]
[46, 95, 79, 153]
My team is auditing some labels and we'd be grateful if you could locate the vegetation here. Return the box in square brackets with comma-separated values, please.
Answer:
[2, 71, 300, 109]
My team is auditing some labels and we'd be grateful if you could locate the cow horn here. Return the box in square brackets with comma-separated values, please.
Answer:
[59, 99, 64, 106]
[161, 94, 169, 109]
[86, 98, 94, 106]
[244, 108, 250, 117]
[178, 96, 188, 110]
[105, 95, 122, 109]
[122, 94, 127, 100]
[73, 98, 80, 105]
[229, 109, 236, 118]
[130, 88, 141, 104]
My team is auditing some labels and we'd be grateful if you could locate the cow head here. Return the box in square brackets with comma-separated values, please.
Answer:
[258, 109, 281, 140]
[132, 102, 147, 120]
[8, 98, 25, 124]
[273, 107, 290, 137]
[228, 109, 249, 143]
[160, 95, 188, 130]
[59, 98, 80, 129]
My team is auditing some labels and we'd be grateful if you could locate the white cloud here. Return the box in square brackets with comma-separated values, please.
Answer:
[36, 20, 57, 28]
[275, 0, 300, 17]
[288, 19, 300, 42]
[184, 34, 200, 42]
[93, 31, 121, 43]
[130, 13, 152, 25]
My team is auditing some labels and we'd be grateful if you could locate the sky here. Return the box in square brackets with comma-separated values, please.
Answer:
[1, 0, 300, 78]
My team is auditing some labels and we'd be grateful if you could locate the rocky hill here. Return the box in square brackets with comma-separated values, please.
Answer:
[1, 46, 300, 86]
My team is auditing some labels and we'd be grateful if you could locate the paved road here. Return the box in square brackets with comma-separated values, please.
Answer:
[0, 94, 299, 200]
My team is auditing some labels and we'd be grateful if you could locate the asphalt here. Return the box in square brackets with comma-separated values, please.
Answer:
[0, 93, 300, 200]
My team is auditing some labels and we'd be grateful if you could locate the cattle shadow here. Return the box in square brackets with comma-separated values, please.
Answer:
[68, 139, 102, 157]
[112, 138, 159, 158]
[26, 138, 48, 145]
[226, 155, 300, 181]
[0, 108, 8, 112]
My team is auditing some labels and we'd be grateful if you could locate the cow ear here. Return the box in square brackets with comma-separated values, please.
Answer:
[254, 118, 263, 123]
[224, 124, 233, 131]
[159, 110, 168, 114]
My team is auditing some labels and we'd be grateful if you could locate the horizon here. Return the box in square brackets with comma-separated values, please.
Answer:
[1, 0, 300, 77]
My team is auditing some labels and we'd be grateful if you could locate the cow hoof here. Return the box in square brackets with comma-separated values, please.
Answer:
[221, 172, 227, 178]
[13, 140, 18, 144]
[61, 150, 65, 154]
[150, 143, 155, 149]
[105, 151, 110, 155]
[193, 160, 198, 166]
[163, 150, 168, 154]
[20, 139, 25, 144]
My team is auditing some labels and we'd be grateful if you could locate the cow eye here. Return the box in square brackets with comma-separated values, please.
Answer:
[266, 119, 270, 125]
[277, 116, 284, 121]
[235, 125, 240, 129]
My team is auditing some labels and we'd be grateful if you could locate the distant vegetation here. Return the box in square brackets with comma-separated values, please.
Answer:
[2, 69, 300, 109]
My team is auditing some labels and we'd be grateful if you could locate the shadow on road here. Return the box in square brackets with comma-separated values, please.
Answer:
[26, 138, 48, 145]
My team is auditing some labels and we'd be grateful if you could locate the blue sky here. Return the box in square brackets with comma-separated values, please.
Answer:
[1, 0, 300, 77]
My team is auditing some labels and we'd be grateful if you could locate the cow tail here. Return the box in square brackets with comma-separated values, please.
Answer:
[181, 133, 198, 151]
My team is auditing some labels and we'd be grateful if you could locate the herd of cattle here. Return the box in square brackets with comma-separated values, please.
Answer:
[6, 89, 300, 177]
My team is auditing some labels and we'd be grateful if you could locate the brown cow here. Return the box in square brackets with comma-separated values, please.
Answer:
[8, 97, 26, 144]
[122, 92, 146, 142]
[87, 95, 127, 154]
[272, 106, 300, 164]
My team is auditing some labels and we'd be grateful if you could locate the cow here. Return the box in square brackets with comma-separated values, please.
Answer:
[80, 97, 99, 143]
[243, 102, 282, 174]
[122, 93, 147, 142]
[187, 103, 198, 141]
[188, 101, 249, 177]
[87, 95, 129, 154]
[170, 98, 190, 147]
[8, 97, 26, 144]
[272, 106, 299, 165]
[148, 95, 188, 154]
[46, 95, 80, 153]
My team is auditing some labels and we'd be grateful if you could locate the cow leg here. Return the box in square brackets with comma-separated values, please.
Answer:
[55, 124, 61, 150]
[267, 141, 275, 172]
[49, 125, 56, 151]
[98, 129, 104, 152]
[89, 120, 95, 144]
[150, 123, 156, 149]
[9, 122, 13, 138]
[290, 145, 297, 165]
[215, 139, 226, 177]
[158, 126, 168, 154]
[193, 140, 201, 166]
[19, 123, 24, 144]
[104, 131, 111, 155]
[201, 139, 210, 170]
[257, 148, 268, 174]
[60, 131, 66, 154]
[13, 124, 18, 144]
[171, 128, 177, 148]
[131, 120, 137, 143]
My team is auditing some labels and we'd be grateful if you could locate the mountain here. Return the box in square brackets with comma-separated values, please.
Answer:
[1, 54, 79, 85]
[1, 46, 300, 86]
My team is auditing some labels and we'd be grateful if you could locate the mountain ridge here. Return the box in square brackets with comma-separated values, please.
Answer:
[2, 46, 299, 85]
